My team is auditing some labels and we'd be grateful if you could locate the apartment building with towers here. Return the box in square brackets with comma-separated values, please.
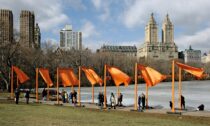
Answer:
[137, 13, 178, 60]
[0, 9, 13, 45]
[20, 10, 40, 49]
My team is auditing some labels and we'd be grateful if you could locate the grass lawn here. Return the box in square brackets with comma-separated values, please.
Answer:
[0, 100, 210, 126]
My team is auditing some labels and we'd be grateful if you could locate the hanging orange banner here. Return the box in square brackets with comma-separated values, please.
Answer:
[175, 62, 204, 78]
[59, 68, 78, 87]
[107, 66, 131, 86]
[138, 64, 166, 87]
[69, 69, 79, 85]
[13, 66, 29, 83]
[88, 68, 103, 85]
[39, 68, 53, 87]
[82, 67, 103, 86]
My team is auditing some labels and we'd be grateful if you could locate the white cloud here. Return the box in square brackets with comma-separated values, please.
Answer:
[65, 0, 86, 10]
[91, 0, 111, 21]
[80, 21, 99, 39]
[0, 0, 69, 32]
[91, 0, 102, 9]
[176, 27, 210, 52]
[121, 0, 210, 31]
[121, 0, 210, 52]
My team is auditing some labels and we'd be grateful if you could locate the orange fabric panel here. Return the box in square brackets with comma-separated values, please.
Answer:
[13, 66, 29, 84]
[82, 67, 103, 86]
[69, 69, 79, 85]
[138, 64, 166, 87]
[59, 68, 78, 87]
[82, 67, 97, 85]
[59, 69, 72, 87]
[107, 66, 131, 86]
[175, 62, 204, 78]
[88, 68, 103, 85]
[39, 68, 53, 87]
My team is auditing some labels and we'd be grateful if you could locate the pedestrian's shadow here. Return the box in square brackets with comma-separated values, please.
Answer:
[150, 105, 164, 109]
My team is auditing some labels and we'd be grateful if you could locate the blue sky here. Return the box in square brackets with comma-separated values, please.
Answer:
[1, 0, 210, 53]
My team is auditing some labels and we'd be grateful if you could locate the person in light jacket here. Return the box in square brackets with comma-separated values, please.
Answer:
[110, 92, 116, 109]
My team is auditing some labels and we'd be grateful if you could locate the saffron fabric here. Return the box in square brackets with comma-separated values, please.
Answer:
[107, 66, 131, 86]
[138, 64, 166, 87]
[175, 62, 204, 78]
[39, 68, 53, 87]
[13, 66, 29, 83]
[59, 68, 78, 87]
[82, 67, 102, 85]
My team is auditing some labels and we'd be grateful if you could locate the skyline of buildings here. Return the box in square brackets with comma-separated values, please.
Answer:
[0, 8, 209, 63]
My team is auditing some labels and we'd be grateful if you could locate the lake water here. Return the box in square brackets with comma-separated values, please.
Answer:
[47, 80, 210, 111]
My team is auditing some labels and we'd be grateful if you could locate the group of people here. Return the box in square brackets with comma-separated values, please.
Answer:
[14, 88, 205, 111]
[61, 90, 77, 106]
[138, 93, 146, 111]
[15, 88, 30, 104]
[97, 92, 123, 109]
[169, 95, 185, 110]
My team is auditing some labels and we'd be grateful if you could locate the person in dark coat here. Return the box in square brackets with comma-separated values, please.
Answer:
[72, 90, 77, 106]
[15, 88, 20, 104]
[138, 95, 142, 111]
[181, 95, 185, 109]
[61, 89, 66, 103]
[42, 88, 47, 101]
[98, 92, 102, 106]
[25, 89, 30, 104]
[169, 101, 173, 109]
[117, 93, 123, 106]
[197, 104, 204, 111]
[98, 92, 104, 109]
[141, 93, 145, 109]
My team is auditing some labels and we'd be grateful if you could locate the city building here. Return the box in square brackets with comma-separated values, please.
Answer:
[201, 51, 210, 63]
[184, 45, 201, 63]
[98, 45, 137, 57]
[0, 9, 13, 44]
[137, 13, 178, 61]
[60, 25, 82, 50]
[34, 23, 41, 49]
[20, 10, 35, 48]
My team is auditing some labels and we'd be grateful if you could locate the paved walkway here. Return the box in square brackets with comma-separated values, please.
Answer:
[2, 97, 210, 118]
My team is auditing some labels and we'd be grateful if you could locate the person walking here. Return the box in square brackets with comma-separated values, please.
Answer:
[42, 88, 47, 101]
[138, 95, 142, 111]
[181, 95, 185, 109]
[25, 89, 30, 104]
[15, 88, 20, 104]
[110, 92, 116, 109]
[69, 91, 72, 104]
[169, 101, 173, 109]
[98, 92, 104, 110]
[61, 90, 66, 103]
[117, 93, 123, 106]
[72, 90, 77, 106]
[141, 93, 145, 110]
[65, 91, 68, 103]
